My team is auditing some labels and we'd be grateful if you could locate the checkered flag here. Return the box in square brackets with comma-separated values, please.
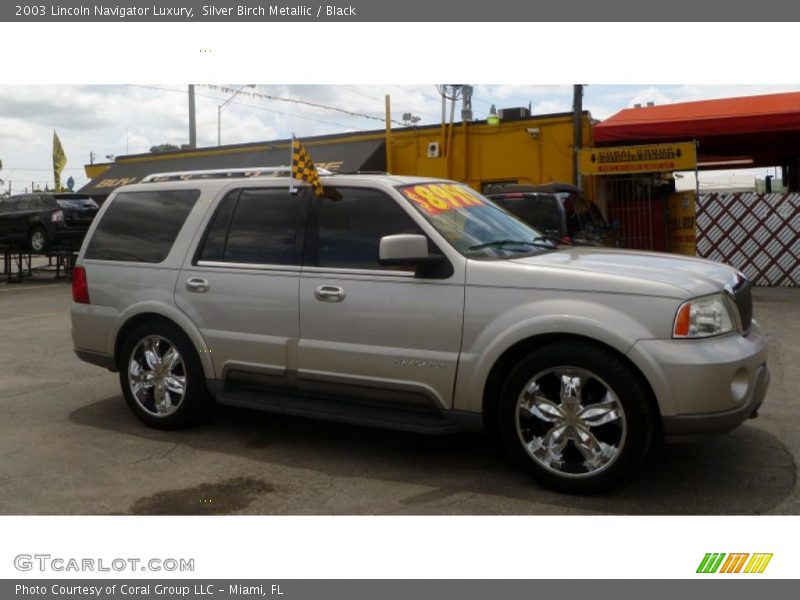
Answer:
[291, 137, 324, 196]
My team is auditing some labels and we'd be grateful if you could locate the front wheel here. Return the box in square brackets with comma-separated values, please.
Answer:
[497, 342, 655, 493]
[119, 320, 212, 429]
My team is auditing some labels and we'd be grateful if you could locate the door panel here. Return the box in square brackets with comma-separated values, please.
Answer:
[175, 265, 299, 383]
[298, 271, 463, 408]
[298, 186, 464, 409]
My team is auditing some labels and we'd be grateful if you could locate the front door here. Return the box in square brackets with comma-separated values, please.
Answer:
[298, 186, 464, 410]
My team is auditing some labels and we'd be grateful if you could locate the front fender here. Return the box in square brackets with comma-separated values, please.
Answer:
[454, 292, 676, 413]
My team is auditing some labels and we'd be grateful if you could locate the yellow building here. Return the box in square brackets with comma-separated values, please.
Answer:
[386, 110, 593, 193]
[81, 110, 595, 205]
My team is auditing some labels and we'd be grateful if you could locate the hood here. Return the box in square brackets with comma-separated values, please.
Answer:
[468, 247, 739, 298]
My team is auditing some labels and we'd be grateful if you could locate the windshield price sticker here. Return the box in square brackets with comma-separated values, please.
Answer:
[400, 184, 484, 214]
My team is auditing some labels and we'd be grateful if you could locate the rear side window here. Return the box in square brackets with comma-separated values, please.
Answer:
[198, 188, 302, 265]
[30, 196, 54, 210]
[56, 196, 98, 209]
[85, 189, 200, 263]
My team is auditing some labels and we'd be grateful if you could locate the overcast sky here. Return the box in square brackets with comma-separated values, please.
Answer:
[1, 83, 798, 194]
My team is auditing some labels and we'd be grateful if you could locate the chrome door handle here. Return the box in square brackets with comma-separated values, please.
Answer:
[186, 277, 210, 293]
[314, 285, 345, 302]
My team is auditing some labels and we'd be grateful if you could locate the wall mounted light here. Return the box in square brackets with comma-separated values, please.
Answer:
[487, 104, 500, 126]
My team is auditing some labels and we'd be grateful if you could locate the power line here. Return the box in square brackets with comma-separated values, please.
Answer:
[125, 84, 373, 131]
[1, 167, 86, 172]
[339, 86, 386, 103]
[210, 94, 371, 131]
[392, 85, 440, 102]
[201, 84, 407, 126]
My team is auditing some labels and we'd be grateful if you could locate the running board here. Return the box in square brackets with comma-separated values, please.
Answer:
[215, 386, 464, 435]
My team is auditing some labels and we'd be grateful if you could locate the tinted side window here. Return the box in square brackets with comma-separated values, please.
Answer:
[85, 189, 200, 263]
[29, 197, 49, 210]
[200, 188, 302, 265]
[39, 196, 58, 209]
[315, 188, 423, 270]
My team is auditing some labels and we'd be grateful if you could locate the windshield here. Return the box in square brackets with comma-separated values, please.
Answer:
[398, 183, 554, 258]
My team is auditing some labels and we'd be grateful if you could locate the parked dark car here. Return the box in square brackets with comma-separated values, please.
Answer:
[0, 193, 99, 253]
[485, 182, 619, 247]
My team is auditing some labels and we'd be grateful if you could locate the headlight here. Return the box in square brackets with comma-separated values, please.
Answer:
[673, 294, 734, 338]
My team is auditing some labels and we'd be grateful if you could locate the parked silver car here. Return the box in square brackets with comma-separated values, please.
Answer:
[70, 170, 769, 493]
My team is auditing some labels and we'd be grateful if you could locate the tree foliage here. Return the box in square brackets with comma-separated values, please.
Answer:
[149, 143, 192, 153]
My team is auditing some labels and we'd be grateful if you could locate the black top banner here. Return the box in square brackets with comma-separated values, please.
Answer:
[1, 0, 796, 21]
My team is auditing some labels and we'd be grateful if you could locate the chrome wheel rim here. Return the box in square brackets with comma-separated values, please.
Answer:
[31, 231, 45, 252]
[515, 367, 626, 478]
[128, 335, 186, 417]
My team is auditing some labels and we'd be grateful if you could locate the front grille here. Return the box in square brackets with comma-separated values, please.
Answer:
[732, 276, 752, 333]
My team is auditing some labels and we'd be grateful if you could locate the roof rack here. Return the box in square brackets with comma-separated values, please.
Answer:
[140, 166, 333, 183]
[332, 171, 391, 176]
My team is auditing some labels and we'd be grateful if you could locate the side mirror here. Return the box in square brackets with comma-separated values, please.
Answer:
[379, 234, 434, 265]
[378, 232, 450, 276]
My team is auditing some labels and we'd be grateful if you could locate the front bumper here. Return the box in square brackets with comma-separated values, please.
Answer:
[660, 363, 769, 442]
[628, 321, 770, 442]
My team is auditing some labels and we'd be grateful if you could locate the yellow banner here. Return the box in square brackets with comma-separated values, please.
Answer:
[580, 142, 696, 175]
[53, 131, 67, 191]
[668, 191, 697, 256]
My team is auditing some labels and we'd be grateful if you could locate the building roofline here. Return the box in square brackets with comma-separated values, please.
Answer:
[101, 110, 591, 165]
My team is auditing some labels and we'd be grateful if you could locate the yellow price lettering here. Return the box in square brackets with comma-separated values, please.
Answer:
[429, 185, 461, 208]
[443, 184, 482, 206]
[403, 184, 484, 213]
[414, 185, 450, 210]
[402, 187, 435, 214]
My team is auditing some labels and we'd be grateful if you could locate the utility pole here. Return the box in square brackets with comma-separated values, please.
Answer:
[572, 84, 584, 189]
[385, 95, 392, 173]
[188, 84, 197, 149]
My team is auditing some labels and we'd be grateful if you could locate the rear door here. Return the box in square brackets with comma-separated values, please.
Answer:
[297, 186, 464, 410]
[175, 186, 307, 388]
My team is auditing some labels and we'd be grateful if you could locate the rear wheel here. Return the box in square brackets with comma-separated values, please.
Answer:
[29, 227, 49, 253]
[119, 320, 212, 429]
[497, 342, 654, 493]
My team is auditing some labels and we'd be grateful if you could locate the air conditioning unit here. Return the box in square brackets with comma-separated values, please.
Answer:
[427, 142, 440, 158]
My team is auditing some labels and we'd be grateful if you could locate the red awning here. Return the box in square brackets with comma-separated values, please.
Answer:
[593, 91, 800, 167]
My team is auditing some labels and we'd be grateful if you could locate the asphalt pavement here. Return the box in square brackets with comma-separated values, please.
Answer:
[0, 275, 797, 515]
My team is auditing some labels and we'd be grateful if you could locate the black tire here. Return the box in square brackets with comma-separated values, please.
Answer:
[119, 320, 212, 429]
[29, 226, 49, 253]
[497, 341, 654, 494]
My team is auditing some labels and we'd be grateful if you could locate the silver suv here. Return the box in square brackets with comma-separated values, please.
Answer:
[70, 170, 769, 493]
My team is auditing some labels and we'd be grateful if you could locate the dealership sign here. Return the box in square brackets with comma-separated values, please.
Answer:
[580, 142, 697, 174]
